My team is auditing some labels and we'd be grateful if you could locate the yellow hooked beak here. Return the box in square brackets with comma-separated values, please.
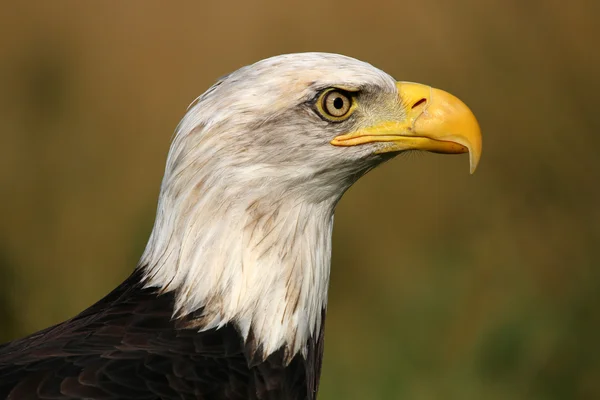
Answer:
[330, 82, 482, 173]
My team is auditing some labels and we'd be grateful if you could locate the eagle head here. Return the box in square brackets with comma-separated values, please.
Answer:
[139, 53, 482, 362]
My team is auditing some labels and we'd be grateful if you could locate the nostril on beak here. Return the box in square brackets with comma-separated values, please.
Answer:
[411, 98, 427, 109]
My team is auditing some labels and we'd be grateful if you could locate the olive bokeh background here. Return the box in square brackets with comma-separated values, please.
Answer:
[1, 1, 599, 399]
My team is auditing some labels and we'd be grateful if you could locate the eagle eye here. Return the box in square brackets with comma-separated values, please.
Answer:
[316, 89, 355, 121]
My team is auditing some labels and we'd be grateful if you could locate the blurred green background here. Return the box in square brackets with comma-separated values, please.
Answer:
[1, 1, 599, 399]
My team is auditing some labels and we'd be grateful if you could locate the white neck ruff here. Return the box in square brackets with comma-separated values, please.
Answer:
[139, 148, 337, 361]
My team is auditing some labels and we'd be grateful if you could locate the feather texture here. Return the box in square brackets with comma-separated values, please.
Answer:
[0, 270, 325, 399]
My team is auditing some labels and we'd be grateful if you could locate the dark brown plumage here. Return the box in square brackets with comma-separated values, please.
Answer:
[0, 269, 325, 399]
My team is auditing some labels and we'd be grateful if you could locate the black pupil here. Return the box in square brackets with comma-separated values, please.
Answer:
[333, 96, 344, 109]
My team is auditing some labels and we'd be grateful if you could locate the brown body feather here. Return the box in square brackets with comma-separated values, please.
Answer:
[0, 269, 325, 400]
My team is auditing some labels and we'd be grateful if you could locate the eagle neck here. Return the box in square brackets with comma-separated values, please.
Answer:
[139, 184, 336, 362]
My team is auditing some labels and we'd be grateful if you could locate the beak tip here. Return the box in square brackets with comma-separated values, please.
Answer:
[468, 129, 482, 175]
[468, 152, 477, 174]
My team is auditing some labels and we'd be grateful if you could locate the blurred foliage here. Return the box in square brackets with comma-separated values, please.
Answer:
[1, 1, 599, 398]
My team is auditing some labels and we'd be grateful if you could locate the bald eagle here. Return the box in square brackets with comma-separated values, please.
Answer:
[0, 53, 481, 399]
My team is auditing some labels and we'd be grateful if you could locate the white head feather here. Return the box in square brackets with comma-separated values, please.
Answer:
[139, 53, 399, 361]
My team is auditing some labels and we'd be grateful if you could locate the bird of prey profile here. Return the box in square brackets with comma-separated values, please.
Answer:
[0, 53, 482, 399]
